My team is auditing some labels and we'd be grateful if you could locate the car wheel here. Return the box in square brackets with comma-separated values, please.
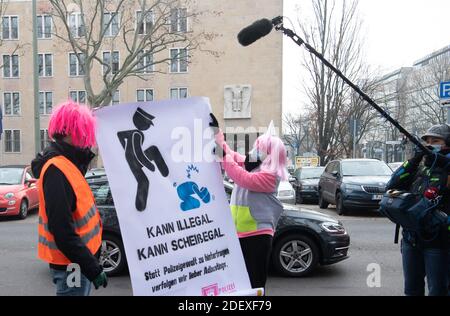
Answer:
[336, 192, 347, 216]
[318, 190, 329, 209]
[272, 234, 320, 277]
[17, 200, 28, 220]
[100, 234, 126, 277]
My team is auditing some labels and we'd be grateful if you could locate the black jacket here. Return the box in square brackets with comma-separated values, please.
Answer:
[31, 141, 103, 281]
[386, 150, 450, 249]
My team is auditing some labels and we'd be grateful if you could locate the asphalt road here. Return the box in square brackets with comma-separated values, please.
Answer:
[0, 204, 405, 296]
[267, 204, 404, 296]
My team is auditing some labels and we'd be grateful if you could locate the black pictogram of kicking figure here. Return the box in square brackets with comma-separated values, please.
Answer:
[117, 107, 169, 212]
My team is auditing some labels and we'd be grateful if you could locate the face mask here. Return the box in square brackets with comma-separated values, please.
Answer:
[249, 149, 267, 163]
[429, 145, 442, 153]
[80, 148, 95, 169]
[244, 154, 262, 172]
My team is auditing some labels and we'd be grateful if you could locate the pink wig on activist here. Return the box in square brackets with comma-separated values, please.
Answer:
[48, 100, 97, 149]
[253, 134, 288, 181]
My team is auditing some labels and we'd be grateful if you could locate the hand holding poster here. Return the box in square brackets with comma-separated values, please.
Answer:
[95, 97, 254, 296]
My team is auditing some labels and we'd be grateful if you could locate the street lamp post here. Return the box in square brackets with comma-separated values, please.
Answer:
[296, 119, 301, 156]
[32, 0, 40, 155]
[353, 119, 357, 159]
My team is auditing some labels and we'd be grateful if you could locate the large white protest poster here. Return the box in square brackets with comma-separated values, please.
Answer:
[95, 97, 253, 296]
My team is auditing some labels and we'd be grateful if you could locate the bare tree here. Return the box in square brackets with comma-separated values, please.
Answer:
[366, 67, 425, 162]
[47, 0, 220, 107]
[335, 75, 382, 158]
[283, 113, 316, 156]
[283, 113, 301, 156]
[296, 0, 369, 165]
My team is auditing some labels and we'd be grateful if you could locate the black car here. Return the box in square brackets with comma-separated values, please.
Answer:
[318, 159, 393, 215]
[292, 167, 325, 204]
[85, 168, 107, 179]
[87, 176, 350, 278]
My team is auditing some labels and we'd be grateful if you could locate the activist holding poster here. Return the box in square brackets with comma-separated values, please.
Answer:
[210, 114, 288, 291]
[96, 98, 255, 296]
[31, 101, 108, 296]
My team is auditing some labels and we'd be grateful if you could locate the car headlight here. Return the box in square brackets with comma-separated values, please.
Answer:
[345, 184, 361, 192]
[4, 193, 15, 199]
[321, 222, 346, 234]
[302, 185, 315, 190]
[278, 190, 295, 197]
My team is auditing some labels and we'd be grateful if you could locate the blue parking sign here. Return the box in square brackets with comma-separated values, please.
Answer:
[440, 81, 450, 99]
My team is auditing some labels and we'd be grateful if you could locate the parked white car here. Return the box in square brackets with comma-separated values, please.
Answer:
[224, 173, 296, 204]
[388, 162, 403, 172]
[277, 181, 296, 204]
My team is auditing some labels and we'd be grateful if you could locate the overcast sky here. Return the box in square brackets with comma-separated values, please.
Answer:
[283, 0, 450, 115]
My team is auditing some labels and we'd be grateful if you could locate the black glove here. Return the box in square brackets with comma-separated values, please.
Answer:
[424, 152, 450, 170]
[209, 113, 224, 159]
[411, 145, 427, 165]
[93, 271, 108, 290]
[209, 113, 219, 135]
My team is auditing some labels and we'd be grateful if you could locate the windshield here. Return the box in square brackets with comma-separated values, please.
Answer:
[300, 168, 325, 179]
[342, 161, 393, 177]
[0, 168, 23, 185]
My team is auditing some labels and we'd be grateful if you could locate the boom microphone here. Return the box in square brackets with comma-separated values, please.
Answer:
[237, 18, 274, 47]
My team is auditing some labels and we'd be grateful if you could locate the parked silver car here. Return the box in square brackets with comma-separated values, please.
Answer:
[318, 159, 393, 215]
[388, 162, 403, 172]
[225, 174, 296, 205]
[276, 181, 296, 204]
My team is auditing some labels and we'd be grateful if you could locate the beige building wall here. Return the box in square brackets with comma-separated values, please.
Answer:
[0, 0, 283, 166]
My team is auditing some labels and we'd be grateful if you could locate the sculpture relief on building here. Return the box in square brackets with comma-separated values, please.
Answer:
[224, 85, 252, 119]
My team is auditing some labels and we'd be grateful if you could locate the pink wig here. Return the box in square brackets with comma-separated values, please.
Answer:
[48, 100, 97, 149]
[253, 134, 288, 181]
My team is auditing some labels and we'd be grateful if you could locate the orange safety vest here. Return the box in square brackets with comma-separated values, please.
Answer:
[37, 155, 102, 265]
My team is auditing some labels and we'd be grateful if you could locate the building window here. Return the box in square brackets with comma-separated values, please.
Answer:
[137, 89, 154, 102]
[170, 48, 188, 73]
[2, 16, 18, 40]
[38, 53, 53, 77]
[224, 133, 257, 155]
[3, 55, 19, 78]
[37, 15, 52, 39]
[136, 10, 154, 35]
[40, 129, 50, 152]
[68, 12, 85, 38]
[69, 52, 85, 76]
[69, 90, 86, 104]
[3, 92, 20, 116]
[136, 50, 153, 73]
[39, 92, 53, 115]
[4, 130, 21, 153]
[103, 12, 119, 37]
[170, 8, 187, 33]
[103, 51, 120, 75]
[170, 88, 188, 100]
[111, 90, 120, 105]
